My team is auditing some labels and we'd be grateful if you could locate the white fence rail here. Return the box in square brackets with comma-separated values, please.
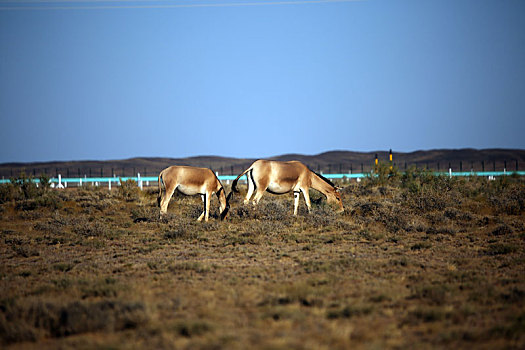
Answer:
[2, 171, 524, 189]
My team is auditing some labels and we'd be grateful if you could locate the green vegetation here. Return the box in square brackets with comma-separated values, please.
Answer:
[0, 174, 524, 349]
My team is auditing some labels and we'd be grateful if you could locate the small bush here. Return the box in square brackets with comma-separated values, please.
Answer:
[488, 185, 524, 215]
[491, 224, 513, 236]
[411, 283, 449, 305]
[11, 173, 39, 200]
[1, 173, 61, 209]
[485, 243, 518, 256]
[366, 162, 400, 187]
[411, 242, 432, 250]
[118, 179, 140, 202]
[73, 217, 112, 238]
[169, 262, 211, 273]
[172, 320, 213, 337]
[407, 306, 451, 323]
[327, 304, 374, 319]
[0, 183, 17, 204]
[0, 299, 148, 344]
[81, 277, 122, 298]
[131, 205, 157, 223]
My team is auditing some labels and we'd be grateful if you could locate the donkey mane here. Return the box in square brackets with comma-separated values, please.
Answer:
[312, 171, 335, 188]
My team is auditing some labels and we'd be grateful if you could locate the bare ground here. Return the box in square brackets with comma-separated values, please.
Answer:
[1, 172, 524, 349]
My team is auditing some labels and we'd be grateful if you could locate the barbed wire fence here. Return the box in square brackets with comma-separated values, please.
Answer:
[0, 159, 522, 180]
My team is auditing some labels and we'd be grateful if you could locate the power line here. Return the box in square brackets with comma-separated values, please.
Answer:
[0, 0, 363, 10]
[0, 0, 193, 3]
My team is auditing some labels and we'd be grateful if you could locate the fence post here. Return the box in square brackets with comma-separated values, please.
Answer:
[109, 179, 111, 191]
[57, 174, 64, 189]
[460, 161, 462, 172]
[482, 161, 485, 172]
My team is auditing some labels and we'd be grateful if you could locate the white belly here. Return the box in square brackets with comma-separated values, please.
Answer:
[177, 184, 202, 196]
[267, 182, 292, 194]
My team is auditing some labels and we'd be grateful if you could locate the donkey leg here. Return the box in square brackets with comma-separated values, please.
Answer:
[251, 177, 269, 205]
[293, 191, 300, 215]
[197, 194, 205, 221]
[252, 187, 267, 205]
[160, 186, 175, 215]
[204, 192, 211, 222]
[244, 171, 255, 204]
[301, 188, 312, 213]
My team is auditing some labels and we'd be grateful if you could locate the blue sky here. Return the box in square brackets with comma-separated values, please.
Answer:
[1, 0, 524, 163]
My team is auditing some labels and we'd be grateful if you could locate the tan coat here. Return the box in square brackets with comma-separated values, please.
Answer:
[231, 160, 343, 215]
[158, 166, 229, 221]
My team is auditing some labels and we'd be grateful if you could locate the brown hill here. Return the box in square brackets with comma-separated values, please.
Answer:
[1, 148, 524, 178]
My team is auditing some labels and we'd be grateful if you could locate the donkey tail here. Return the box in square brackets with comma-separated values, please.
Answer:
[157, 171, 165, 207]
[231, 166, 253, 193]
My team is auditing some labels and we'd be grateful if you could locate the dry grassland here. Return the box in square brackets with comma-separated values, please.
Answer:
[1, 170, 524, 349]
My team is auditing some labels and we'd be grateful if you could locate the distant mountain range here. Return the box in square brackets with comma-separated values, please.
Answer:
[1, 149, 524, 178]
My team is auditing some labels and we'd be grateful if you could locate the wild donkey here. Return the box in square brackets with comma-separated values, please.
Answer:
[231, 160, 344, 215]
[158, 166, 229, 221]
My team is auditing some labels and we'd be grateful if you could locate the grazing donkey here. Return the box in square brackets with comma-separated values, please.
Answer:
[158, 166, 229, 221]
[230, 160, 343, 215]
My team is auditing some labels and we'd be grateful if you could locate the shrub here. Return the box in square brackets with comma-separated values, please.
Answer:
[485, 243, 518, 256]
[0, 183, 17, 204]
[73, 217, 112, 238]
[488, 184, 524, 215]
[366, 162, 400, 187]
[0, 299, 148, 344]
[11, 173, 39, 200]
[15, 193, 62, 211]
[38, 174, 51, 191]
[172, 320, 213, 337]
[327, 304, 374, 319]
[401, 167, 435, 194]
[131, 205, 157, 223]
[118, 179, 140, 202]
[1, 173, 61, 209]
